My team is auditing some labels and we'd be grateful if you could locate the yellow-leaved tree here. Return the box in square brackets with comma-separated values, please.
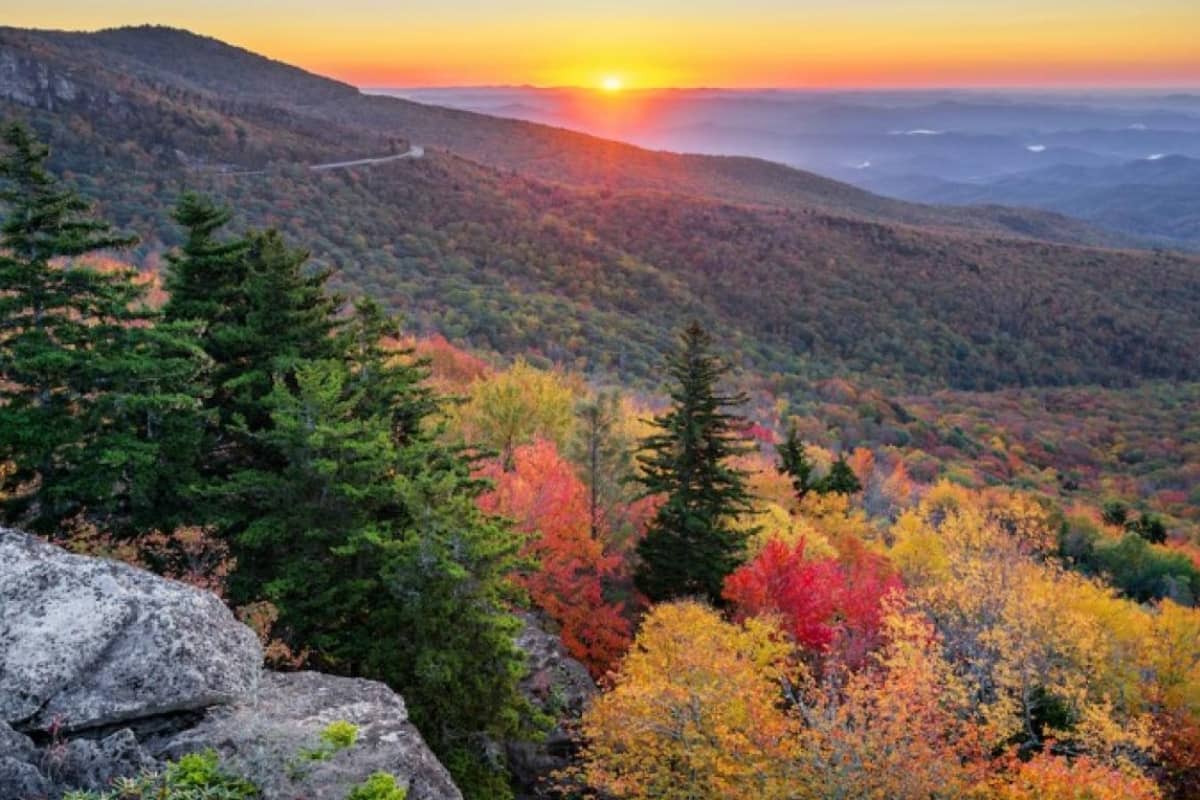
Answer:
[578, 601, 798, 800]
[791, 605, 993, 799]
[452, 358, 579, 466]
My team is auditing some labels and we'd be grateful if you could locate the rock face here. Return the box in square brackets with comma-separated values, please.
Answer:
[152, 671, 462, 800]
[0, 530, 462, 800]
[508, 614, 598, 798]
[0, 529, 262, 732]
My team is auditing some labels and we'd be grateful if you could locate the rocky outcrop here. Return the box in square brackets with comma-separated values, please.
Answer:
[0, 529, 262, 733]
[152, 671, 461, 800]
[0, 529, 461, 799]
[508, 614, 598, 798]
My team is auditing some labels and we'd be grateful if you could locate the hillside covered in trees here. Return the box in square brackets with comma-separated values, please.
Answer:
[1, 25, 1198, 392]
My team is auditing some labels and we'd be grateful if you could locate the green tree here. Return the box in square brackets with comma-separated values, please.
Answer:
[221, 301, 531, 799]
[777, 425, 816, 503]
[165, 201, 343, 485]
[1101, 500, 1129, 527]
[633, 322, 757, 604]
[458, 358, 576, 469]
[0, 122, 207, 537]
[819, 453, 863, 496]
[1126, 511, 1167, 545]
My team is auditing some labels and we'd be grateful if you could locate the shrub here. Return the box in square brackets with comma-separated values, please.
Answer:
[63, 749, 258, 800]
[345, 772, 408, 800]
[319, 720, 359, 751]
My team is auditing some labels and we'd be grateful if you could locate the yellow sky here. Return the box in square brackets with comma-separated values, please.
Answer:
[8, 1, 1200, 88]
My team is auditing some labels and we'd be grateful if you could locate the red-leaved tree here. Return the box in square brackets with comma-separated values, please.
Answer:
[478, 439, 632, 676]
[723, 537, 902, 669]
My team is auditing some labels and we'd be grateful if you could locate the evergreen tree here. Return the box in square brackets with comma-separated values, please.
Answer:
[0, 122, 207, 537]
[1127, 512, 1167, 545]
[633, 322, 757, 604]
[221, 301, 531, 799]
[819, 453, 863, 496]
[165, 201, 343, 480]
[1101, 500, 1129, 527]
[778, 425, 816, 503]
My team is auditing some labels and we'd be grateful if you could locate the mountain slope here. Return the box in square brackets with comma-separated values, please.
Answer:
[1, 25, 1197, 392]
[6, 25, 1130, 247]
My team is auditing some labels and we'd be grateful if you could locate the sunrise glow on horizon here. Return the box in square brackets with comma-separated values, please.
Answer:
[7, 1, 1200, 89]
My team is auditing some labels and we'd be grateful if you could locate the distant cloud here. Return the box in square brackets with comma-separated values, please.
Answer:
[1026, 144, 1046, 153]
[889, 129, 943, 136]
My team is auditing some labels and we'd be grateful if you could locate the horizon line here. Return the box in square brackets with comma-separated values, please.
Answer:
[366, 84, 1200, 93]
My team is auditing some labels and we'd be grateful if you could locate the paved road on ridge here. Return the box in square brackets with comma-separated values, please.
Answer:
[197, 145, 424, 177]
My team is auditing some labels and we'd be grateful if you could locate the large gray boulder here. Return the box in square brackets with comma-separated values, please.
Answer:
[151, 671, 462, 800]
[0, 529, 262, 733]
[0, 723, 49, 799]
[507, 614, 597, 798]
[0, 530, 463, 800]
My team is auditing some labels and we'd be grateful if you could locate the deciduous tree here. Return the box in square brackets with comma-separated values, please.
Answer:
[579, 601, 796, 799]
[478, 439, 631, 676]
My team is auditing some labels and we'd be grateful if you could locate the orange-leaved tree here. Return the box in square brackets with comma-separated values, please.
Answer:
[973, 750, 1162, 800]
[792, 606, 993, 799]
[478, 439, 630, 675]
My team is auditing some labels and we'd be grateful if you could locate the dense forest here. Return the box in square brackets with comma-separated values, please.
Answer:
[2, 120, 1199, 800]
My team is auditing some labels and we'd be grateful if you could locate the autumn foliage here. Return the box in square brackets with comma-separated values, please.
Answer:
[976, 750, 1162, 800]
[478, 439, 631, 676]
[723, 537, 902, 668]
[578, 601, 797, 800]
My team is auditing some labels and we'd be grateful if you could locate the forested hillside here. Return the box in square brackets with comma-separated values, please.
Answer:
[2, 25, 1197, 392]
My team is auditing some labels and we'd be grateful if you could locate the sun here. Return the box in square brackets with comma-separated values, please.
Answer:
[600, 75, 623, 92]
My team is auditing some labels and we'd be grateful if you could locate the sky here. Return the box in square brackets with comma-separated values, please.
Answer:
[7, 1, 1200, 89]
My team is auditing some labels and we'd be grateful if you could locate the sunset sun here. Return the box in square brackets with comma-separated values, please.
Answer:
[600, 75, 623, 92]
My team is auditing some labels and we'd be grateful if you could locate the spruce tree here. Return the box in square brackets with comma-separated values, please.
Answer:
[634, 322, 757, 604]
[0, 122, 207, 537]
[778, 425, 816, 503]
[164, 200, 342, 479]
[820, 453, 863, 496]
[221, 300, 531, 799]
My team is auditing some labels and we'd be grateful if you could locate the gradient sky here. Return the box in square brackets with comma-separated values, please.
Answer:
[8, 1, 1200, 88]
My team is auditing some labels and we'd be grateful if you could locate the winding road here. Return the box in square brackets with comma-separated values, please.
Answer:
[198, 145, 424, 177]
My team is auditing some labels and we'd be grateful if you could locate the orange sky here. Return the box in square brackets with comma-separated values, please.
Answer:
[10, 1, 1200, 88]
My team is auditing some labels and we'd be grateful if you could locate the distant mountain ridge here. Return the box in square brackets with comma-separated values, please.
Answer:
[871, 155, 1200, 248]
[1, 25, 1198, 392]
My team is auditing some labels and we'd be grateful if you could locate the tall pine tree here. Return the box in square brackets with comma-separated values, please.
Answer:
[0, 122, 207, 537]
[634, 322, 757, 604]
